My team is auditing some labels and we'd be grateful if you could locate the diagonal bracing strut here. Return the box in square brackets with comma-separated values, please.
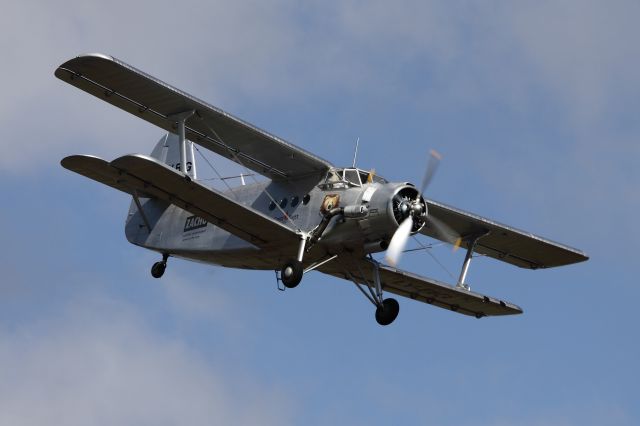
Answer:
[456, 231, 490, 291]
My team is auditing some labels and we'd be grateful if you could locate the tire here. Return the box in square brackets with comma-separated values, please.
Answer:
[281, 259, 303, 288]
[375, 298, 400, 326]
[151, 261, 166, 278]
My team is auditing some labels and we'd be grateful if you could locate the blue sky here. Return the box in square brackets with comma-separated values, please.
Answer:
[1, 1, 638, 424]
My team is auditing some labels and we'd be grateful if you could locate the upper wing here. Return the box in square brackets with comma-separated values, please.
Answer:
[319, 256, 522, 317]
[423, 199, 589, 269]
[61, 154, 299, 249]
[55, 53, 333, 181]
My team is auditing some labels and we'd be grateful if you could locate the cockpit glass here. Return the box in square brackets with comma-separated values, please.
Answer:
[371, 174, 386, 183]
[323, 168, 387, 188]
[343, 169, 361, 186]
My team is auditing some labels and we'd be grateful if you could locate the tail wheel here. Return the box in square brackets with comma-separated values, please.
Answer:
[151, 254, 169, 279]
[280, 259, 303, 288]
[151, 261, 166, 278]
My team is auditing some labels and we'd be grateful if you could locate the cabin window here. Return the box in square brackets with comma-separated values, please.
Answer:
[279, 198, 288, 209]
[291, 196, 300, 207]
[268, 201, 276, 211]
[303, 194, 311, 205]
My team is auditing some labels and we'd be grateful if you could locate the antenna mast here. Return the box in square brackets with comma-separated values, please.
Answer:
[351, 137, 360, 168]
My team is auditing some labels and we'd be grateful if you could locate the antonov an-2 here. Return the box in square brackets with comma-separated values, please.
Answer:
[56, 53, 588, 326]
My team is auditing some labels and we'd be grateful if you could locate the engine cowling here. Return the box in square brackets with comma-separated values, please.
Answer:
[355, 183, 427, 243]
[390, 185, 427, 232]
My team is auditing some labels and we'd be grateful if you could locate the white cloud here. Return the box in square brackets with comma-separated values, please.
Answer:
[0, 295, 293, 426]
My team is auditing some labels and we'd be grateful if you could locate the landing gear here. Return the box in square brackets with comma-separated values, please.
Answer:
[375, 298, 400, 326]
[151, 254, 169, 278]
[347, 257, 401, 326]
[278, 235, 308, 288]
[280, 259, 303, 288]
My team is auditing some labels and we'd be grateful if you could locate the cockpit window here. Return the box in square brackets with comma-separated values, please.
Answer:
[323, 167, 388, 189]
[343, 169, 361, 186]
[326, 170, 341, 183]
[371, 174, 387, 184]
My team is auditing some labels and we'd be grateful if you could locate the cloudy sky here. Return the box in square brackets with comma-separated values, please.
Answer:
[1, 1, 638, 424]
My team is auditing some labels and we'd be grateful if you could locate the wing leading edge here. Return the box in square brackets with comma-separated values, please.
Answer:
[55, 53, 333, 181]
[423, 199, 589, 269]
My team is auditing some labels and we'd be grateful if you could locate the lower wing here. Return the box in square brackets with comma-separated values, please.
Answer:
[61, 154, 300, 250]
[319, 256, 522, 318]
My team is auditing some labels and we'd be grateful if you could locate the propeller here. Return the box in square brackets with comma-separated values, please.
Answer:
[385, 150, 456, 266]
[420, 150, 442, 194]
[426, 214, 463, 250]
[366, 168, 376, 183]
[385, 214, 414, 267]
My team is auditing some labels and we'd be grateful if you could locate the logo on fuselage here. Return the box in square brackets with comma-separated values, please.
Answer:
[184, 215, 208, 232]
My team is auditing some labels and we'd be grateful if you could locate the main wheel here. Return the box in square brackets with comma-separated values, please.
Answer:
[280, 259, 303, 288]
[375, 298, 400, 326]
[151, 261, 166, 278]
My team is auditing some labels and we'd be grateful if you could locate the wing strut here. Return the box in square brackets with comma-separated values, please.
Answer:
[131, 189, 152, 232]
[456, 232, 490, 291]
[169, 110, 196, 177]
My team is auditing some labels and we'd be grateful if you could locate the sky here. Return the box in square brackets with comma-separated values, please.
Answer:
[1, 1, 638, 424]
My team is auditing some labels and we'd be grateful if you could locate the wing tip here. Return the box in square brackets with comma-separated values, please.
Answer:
[55, 53, 115, 79]
[77, 52, 115, 61]
[60, 154, 108, 171]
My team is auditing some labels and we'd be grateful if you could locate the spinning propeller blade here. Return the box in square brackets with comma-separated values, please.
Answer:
[425, 215, 462, 249]
[367, 168, 376, 183]
[419, 150, 442, 196]
[385, 216, 413, 266]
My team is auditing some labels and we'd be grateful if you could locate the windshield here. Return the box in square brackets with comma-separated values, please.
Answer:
[323, 168, 387, 188]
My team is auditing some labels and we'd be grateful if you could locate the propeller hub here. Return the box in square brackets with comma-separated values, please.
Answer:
[411, 202, 425, 217]
[391, 185, 426, 233]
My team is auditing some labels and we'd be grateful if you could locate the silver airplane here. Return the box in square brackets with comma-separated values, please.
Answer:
[56, 53, 588, 326]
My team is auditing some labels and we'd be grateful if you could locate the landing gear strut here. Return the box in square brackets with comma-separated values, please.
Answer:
[151, 253, 169, 278]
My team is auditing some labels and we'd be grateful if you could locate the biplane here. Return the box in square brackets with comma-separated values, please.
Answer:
[56, 53, 588, 325]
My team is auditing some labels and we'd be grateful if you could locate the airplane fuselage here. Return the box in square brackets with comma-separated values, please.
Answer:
[125, 170, 419, 270]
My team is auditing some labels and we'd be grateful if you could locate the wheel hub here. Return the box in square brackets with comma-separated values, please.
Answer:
[284, 266, 293, 278]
